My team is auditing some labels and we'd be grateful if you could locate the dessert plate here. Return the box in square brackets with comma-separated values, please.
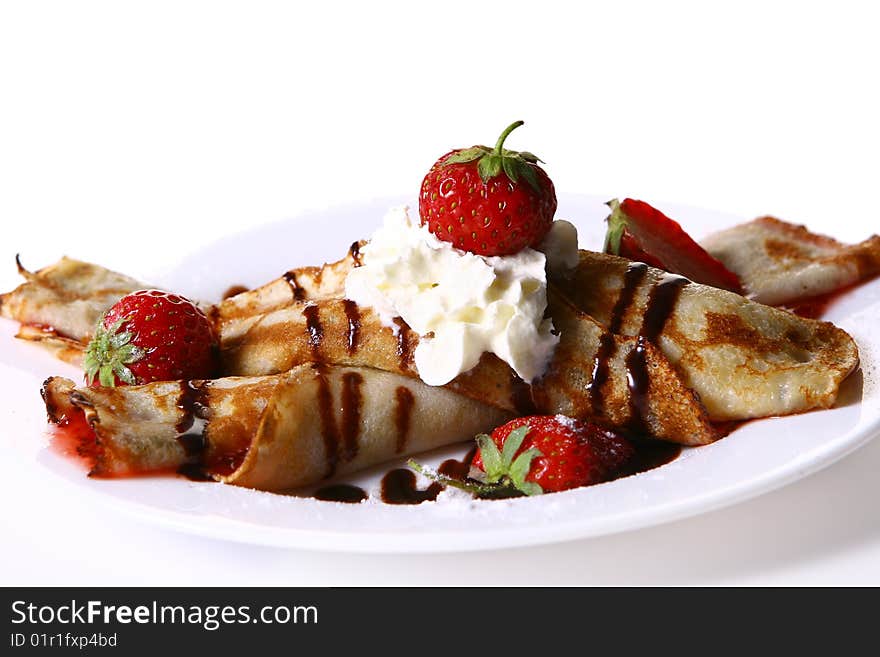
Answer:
[2, 194, 878, 552]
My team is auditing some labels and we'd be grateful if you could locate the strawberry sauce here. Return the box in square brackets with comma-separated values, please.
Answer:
[781, 286, 851, 319]
[46, 411, 101, 472]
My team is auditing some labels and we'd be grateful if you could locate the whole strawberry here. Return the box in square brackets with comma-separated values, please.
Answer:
[83, 290, 217, 387]
[471, 415, 634, 495]
[419, 121, 557, 256]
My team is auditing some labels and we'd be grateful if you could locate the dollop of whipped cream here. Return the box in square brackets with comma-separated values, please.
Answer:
[344, 206, 578, 386]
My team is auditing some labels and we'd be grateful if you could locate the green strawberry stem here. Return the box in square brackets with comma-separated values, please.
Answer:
[407, 425, 545, 499]
[493, 120, 525, 154]
[406, 460, 489, 494]
[406, 460, 526, 499]
[441, 120, 544, 190]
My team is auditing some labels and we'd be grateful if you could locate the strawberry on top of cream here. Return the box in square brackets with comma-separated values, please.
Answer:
[343, 206, 578, 386]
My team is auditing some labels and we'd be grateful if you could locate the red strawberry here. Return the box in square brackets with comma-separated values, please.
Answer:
[469, 415, 634, 495]
[83, 290, 217, 387]
[418, 121, 557, 256]
[604, 198, 743, 293]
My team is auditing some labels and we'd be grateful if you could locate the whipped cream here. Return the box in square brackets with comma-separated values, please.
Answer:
[344, 206, 578, 386]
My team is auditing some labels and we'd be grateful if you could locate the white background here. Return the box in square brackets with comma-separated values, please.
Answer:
[1, 1, 879, 585]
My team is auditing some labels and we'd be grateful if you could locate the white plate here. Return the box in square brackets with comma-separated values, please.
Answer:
[2, 194, 879, 553]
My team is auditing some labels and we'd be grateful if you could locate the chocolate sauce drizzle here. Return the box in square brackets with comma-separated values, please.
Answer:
[177, 464, 214, 481]
[585, 265, 689, 432]
[302, 304, 324, 356]
[614, 439, 682, 479]
[640, 274, 689, 341]
[438, 446, 478, 481]
[394, 386, 415, 454]
[623, 337, 652, 434]
[342, 299, 361, 355]
[340, 371, 363, 462]
[623, 273, 689, 432]
[610, 263, 649, 334]
[175, 380, 210, 457]
[511, 375, 537, 415]
[313, 364, 341, 478]
[588, 263, 649, 412]
[283, 270, 306, 301]
[349, 241, 364, 268]
[313, 483, 368, 503]
[380, 468, 443, 504]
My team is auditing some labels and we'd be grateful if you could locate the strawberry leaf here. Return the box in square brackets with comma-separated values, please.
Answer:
[475, 433, 504, 482]
[477, 154, 504, 181]
[517, 162, 541, 193]
[500, 425, 530, 468]
[443, 146, 489, 166]
[508, 447, 543, 495]
[82, 314, 144, 387]
[501, 156, 519, 183]
[515, 481, 544, 497]
[440, 123, 547, 194]
[603, 198, 627, 255]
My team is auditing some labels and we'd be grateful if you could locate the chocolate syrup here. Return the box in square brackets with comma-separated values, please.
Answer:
[302, 304, 324, 356]
[394, 386, 415, 453]
[221, 285, 249, 300]
[641, 274, 688, 340]
[614, 439, 682, 479]
[588, 332, 616, 413]
[438, 446, 478, 481]
[623, 337, 652, 434]
[176, 464, 214, 481]
[176, 433, 206, 458]
[340, 371, 363, 461]
[342, 299, 361, 355]
[283, 270, 306, 301]
[610, 263, 649, 334]
[392, 317, 414, 369]
[623, 273, 688, 432]
[588, 263, 649, 412]
[380, 468, 443, 504]
[175, 381, 210, 457]
[314, 483, 368, 503]
[349, 241, 364, 267]
[313, 364, 341, 478]
[511, 376, 537, 415]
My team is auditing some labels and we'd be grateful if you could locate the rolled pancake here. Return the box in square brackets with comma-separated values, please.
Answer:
[1, 256, 144, 342]
[0, 252, 359, 353]
[552, 250, 859, 420]
[215, 243, 364, 343]
[220, 295, 719, 445]
[41, 364, 511, 491]
[701, 216, 880, 305]
[15, 324, 86, 367]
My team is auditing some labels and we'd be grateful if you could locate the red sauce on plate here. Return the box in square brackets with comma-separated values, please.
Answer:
[47, 412, 101, 472]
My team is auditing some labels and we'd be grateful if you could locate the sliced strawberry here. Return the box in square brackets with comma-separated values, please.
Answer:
[603, 198, 743, 293]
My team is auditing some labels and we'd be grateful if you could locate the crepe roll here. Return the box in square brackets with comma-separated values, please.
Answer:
[701, 216, 880, 305]
[41, 364, 511, 491]
[1, 256, 144, 343]
[552, 250, 859, 420]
